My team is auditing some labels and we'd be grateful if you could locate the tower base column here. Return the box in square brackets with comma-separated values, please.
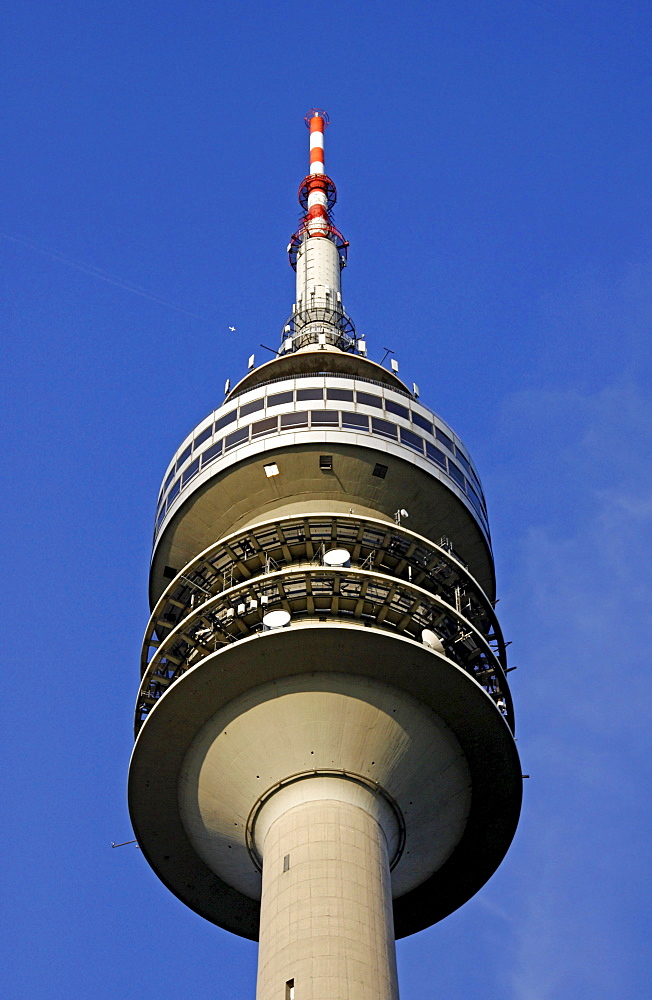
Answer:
[255, 784, 399, 1000]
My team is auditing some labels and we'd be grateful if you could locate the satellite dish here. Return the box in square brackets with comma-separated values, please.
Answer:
[323, 548, 351, 567]
[400, 509, 409, 518]
[421, 629, 446, 655]
[262, 609, 291, 629]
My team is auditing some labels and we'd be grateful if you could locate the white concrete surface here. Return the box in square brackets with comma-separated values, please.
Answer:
[256, 792, 399, 1000]
[178, 672, 471, 900]
[296, 236, 341, 311]
[130, 622, 522, 939]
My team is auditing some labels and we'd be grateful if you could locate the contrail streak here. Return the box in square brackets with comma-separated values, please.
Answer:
[0, 229, 207, 320]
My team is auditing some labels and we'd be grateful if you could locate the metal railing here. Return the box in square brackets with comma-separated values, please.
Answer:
[138, 514, 512, 735]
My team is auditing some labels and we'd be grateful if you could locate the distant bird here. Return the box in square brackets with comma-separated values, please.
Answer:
[229, 326, 236, 332]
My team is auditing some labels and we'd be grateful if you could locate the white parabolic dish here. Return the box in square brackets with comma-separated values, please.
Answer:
[262, 609, 291, 629]
[323, 548, 351, 566]
[422, 629, 446, 654]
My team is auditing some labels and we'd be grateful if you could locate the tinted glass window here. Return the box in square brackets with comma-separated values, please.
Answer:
[268, 390, 293, 407]
[448, 461, 466, 490]
[386, 399, 409, 420]
[194, 425, 213, 449]
[297, 387, 323, 401]
[435, 427, 454, 452]
[168, 479, 181, 503]
[215, 409, 237, 432]
[357, 391, 382, 408]
[342, 412, 369, 430]
[252, 416, 278, 438]
[156, 506, 166, 529]
[239, 397, 264, 418]
[467, 482, 483, 516]
[426, 442, 447, 469]
[201, 440, 223, 466]
[182, 457, 200, 486]
[163, 469, 175, 493]
[371, 417, 398, 439]
[327, 388, 354, 401]
[177, 444, 192, 468]
[281, 411, 308, 428]
[468, 470, 484, 498]
[400, 428, 424, 453]
[311, 410, 339, 426]
[412, 412, 433, 434]
[225, 427, 249, 451]
[455, 449, 472, 475]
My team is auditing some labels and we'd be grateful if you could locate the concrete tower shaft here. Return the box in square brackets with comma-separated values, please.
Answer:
[257, 787, 400, 1000]
[128, 111, 522, 1000]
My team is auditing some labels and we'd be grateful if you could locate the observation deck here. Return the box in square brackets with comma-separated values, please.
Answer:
[131, 348, 521, 942]
[150, 358, 493, 604]
[138, 513, 512, 734]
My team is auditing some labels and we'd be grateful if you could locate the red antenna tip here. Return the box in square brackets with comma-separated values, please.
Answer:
[304, 108, 330, 128]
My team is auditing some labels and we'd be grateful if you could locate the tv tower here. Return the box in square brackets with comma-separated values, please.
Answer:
[129, 110, 522, 1000]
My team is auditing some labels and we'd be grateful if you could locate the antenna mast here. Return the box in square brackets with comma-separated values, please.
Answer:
[283, 110, 356, 352]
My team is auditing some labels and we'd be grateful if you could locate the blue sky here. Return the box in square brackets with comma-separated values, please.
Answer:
[3, 2, 651, 997]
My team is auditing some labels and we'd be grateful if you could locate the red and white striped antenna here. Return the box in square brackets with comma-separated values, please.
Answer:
[289, 110, 348, 270]
[306, 107, 329, 172]
[283, 110, 356, 353]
